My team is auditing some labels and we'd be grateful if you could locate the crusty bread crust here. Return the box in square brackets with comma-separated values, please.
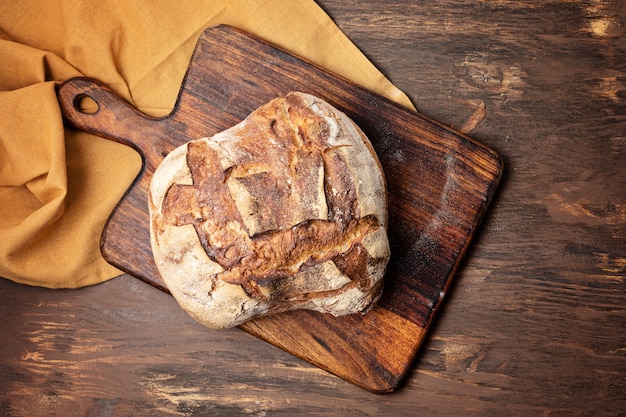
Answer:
[149, 92, 390, 329]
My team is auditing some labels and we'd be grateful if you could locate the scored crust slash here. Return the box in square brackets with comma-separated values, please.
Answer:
[149, 92, 390, 329]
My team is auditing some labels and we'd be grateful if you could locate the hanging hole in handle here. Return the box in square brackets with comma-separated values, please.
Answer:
[73, 94, 99, 115]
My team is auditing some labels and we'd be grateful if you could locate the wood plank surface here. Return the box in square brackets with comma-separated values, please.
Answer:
[54, 25, 501, 393]
[1, 0, 625, 415]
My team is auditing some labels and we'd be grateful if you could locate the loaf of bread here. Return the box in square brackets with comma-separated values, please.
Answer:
[149, 92, 390, 329]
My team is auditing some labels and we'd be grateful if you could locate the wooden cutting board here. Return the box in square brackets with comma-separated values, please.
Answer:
[56, 25, 502, 393]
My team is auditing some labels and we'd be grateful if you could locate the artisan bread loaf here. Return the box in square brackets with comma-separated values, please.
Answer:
[149, 92, 390, 329]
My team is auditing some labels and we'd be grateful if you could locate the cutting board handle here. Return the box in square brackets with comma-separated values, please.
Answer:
[56, 77, 168, 161]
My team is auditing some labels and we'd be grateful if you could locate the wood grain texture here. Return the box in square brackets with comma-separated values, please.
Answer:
[1, 0, 625, 415]
[55, 25, 501, 393]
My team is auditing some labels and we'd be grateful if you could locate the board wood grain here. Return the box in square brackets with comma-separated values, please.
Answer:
[56, 25, 502, 393]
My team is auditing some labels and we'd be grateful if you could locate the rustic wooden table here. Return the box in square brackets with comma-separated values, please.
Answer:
[1, 1, 625, 416]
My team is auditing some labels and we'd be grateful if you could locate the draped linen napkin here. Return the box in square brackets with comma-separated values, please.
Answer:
[0, 0, 414, 288]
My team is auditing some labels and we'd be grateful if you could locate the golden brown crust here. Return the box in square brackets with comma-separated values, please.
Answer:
[149, 92, 390, 328]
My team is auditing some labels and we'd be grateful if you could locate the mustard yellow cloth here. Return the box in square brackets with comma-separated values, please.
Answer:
[0, 0, 414, 288]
